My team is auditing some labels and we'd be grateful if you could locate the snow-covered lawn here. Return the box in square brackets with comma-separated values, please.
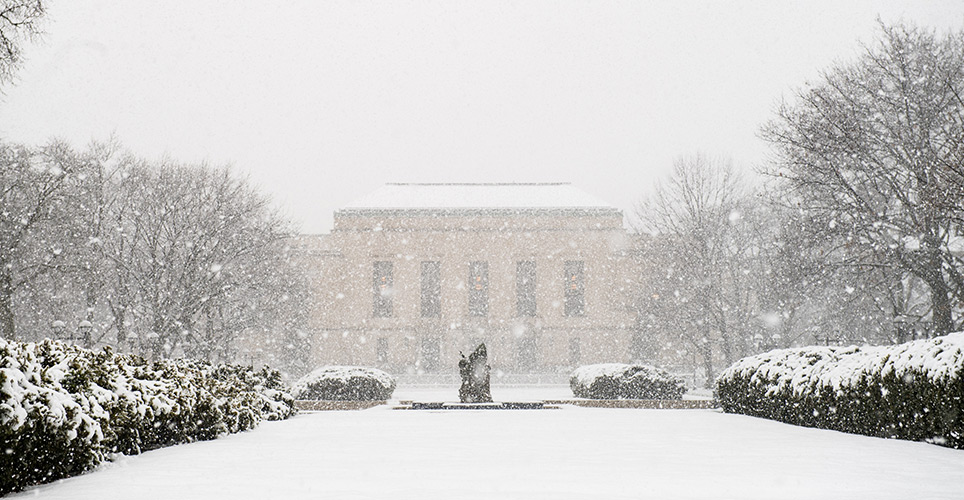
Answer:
[11, 387, 964, 500]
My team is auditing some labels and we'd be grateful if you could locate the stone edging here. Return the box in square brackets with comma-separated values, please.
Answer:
[295, 399, 718, 411]
[295, 400, 387, 411]
[544, 399, 719, 409]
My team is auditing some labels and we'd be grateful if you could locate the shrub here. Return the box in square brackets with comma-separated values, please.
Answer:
[293, 366, 395, 401]
[570, 363, 685, 399]
[0, 338, 295, 495]
[715, 332, 964, 449]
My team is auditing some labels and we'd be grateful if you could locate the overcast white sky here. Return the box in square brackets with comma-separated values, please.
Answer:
[1, 1, 962, 233]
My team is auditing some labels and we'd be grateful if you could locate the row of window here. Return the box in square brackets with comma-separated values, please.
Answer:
[372, 260, 586, 318]
[375, 336, 583, 372]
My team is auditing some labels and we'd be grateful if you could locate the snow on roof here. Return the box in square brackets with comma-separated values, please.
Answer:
[340, 183, 617, 212]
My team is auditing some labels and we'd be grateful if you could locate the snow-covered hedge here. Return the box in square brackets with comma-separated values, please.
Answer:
[292, 366, 395, 401]
[0, 339, 295, 495]
[570, 363, 686, 400]
[715, 333, 964, 448]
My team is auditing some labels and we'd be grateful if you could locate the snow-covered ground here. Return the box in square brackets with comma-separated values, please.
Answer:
[11, 387, 964, 500]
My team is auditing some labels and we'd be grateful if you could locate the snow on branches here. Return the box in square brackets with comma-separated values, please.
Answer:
[716, 332, 964, 448]
[0, 338, 295, 495]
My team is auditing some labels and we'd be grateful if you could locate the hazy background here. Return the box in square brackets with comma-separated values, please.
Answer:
[1, 1, 961, 234]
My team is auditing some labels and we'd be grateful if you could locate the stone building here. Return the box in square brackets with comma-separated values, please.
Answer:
[300, 183, 636, 378]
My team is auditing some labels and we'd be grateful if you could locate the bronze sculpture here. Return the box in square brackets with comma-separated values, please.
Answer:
[458, 343, 492, 403]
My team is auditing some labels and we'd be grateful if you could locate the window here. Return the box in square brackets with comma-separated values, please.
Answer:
[421, 261, 441, 318]
[420, 338, 440, 373]
[517, 336, 536, 372]
[373, 261, 393, 317]
[377, 337, 389, 366]
[569, 337, 581, 366]
[468, 337, 485, 352]
[468, 261, 488, 316]
[564, 260, 585, 317]
[629, 328, 650, 362]
[516, 260, 537, 317]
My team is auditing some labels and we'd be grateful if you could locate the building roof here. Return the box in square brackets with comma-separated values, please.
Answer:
[340, 183, 617, 214]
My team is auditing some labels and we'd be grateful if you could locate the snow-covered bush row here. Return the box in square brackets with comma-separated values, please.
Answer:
[570, 363, 686, 400]
[292, 366, 396, 401]
[715, 333, 964, 448]
[0, 338, 295, 495]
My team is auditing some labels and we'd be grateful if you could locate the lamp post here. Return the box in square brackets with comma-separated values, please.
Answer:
[814, 332, 836, 346]
[752, 333, 765, 352]
[51, 320, 66, 340]
[894, 314, 910, 343]
[77, 320, 92, 348]
[125, 332, 139, 353]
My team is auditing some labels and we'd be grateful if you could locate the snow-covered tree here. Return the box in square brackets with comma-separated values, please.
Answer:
[763, 22, 964, 336]
[751, 204, 896, 347]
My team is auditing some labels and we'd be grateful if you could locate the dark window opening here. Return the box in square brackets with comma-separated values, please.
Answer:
[373, 261, 393, 317]
[468, 261, 488, 317]
[517, 336, 537, 372]
[564, 260, 585, 317]
[377, 337, 389, 366]
[516, 260, 537, 317]
[468, 337, 485, 352]
[630, 328, 653, 362]
[569, 337, 581, 366]
[421, 261, 441, 318]
[420, 338, 441, 373]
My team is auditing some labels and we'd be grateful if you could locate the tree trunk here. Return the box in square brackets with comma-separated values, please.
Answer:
[0, 270, 15, 340]
[149, 317, 169, 359]
[85, 282, 97, 322]
[719, 328, 734, 367]
[700, 342, 715, 389]
[927, 276, 954, 337]
[113, 305, 127, 346]
[918, 246, 954, 336]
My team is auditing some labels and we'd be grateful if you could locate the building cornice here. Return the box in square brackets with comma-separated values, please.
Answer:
[335, 207, 623, 218]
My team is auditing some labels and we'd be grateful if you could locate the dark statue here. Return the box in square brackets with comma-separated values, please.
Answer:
[458, 343, 493, 403]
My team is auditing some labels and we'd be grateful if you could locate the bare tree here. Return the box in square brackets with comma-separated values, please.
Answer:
[634, 154, 762, 385]
[92, 161, 293, 360]
[0, 139, 81, 339]
[1, 135, 311, 368]
[215, 238, 314, 374]
[0, 0, 45, 86]
[762, 22, 964, 336]
[627, 232, 718, 386]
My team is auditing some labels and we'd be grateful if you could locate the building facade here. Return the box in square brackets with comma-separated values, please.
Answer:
[302, 183, 636, 376]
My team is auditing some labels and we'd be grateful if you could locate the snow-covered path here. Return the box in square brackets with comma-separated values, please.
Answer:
[12, 403, 964, 499]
